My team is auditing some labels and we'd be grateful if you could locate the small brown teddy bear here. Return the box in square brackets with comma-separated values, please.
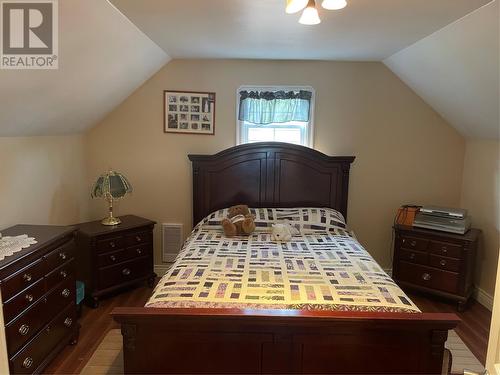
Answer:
[221, 204, 256, 237]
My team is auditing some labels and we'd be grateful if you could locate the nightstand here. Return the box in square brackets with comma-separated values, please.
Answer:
[74, 215, 156, 308]
[392, 225, 481, 311]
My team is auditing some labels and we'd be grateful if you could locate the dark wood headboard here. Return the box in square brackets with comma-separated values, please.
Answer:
[188, 142, 355, 225]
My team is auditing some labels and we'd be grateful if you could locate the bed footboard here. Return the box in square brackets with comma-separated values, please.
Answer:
[111, 307, 459, 374]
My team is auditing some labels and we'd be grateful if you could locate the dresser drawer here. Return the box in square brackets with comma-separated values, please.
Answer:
[10, 303, 76, 374]
[125, 230, 152, 247]
[399, 236, 428, 252]
[428, 240, 462, 259]
[98, 244, 151, 267]
[1, 259, 46, 301]
[98, 256, 151, 290]
[96, 235, 124, 253]
[398, 249, 428, 265]
[3, 279, 45, 325]
[5, 277, 75, 356]
[429, 254, 461, 272]
[397, 261, 459, 295]
[45, 240, 75, 270]
[45, 260, 75, 292]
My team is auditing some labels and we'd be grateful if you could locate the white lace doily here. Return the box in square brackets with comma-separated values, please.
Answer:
[0, 234, 38, 261]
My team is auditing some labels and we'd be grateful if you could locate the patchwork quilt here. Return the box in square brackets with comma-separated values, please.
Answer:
[147, 207, 420, 313]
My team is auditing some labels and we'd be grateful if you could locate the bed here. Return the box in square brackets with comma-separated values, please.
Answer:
[111, 142, 459, 374]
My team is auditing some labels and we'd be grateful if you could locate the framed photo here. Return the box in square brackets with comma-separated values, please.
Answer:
[164, 90, 216, 135]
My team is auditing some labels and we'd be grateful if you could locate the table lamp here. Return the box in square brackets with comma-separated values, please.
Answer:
[91, 170, 133, 226]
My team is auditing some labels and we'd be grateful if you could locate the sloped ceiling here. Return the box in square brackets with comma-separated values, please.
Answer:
[110, 0, 489, 61]
[0, 0, 169, 136]
[384, 1, 499, 139]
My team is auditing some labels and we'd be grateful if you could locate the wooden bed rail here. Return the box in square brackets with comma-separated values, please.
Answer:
[111, 307, 460, 374]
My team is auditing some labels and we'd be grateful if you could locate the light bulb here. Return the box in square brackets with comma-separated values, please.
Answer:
[286, 0, 309, 14]
[321, 0, 347, 10]
[299, 1, 321, 25]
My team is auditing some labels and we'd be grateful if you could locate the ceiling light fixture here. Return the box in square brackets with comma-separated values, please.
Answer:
[321, 0, 347, 10]
[285, 0, 308, 14]
[299, 0, 321, 25]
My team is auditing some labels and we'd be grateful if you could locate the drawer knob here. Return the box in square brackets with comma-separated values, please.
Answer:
[22, 357, 33, 369]
[60, 270, 67, 278]
[110, 241, 116, 248]
[440, 259, 447, 266]
[59, 252, 67, 260]
[135, 236, 142, 243]
[64, 317, 73, 327]
[136, 248, 142, 255]
[61, 288, 71, 298]
[25, 294, 34, 303]
[23, 273, 32, 282]
[122, 268, 131, 276]
[409, 253, 416, 260]
[19, 324, 30, 336]
[110, 255, 117, 262]
[410, 240, 416, 247]
[422, 273, 432, 281]
[442, 246, 447, 253]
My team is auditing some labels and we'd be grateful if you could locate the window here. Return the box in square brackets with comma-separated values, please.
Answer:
[237, 86, 314, 147]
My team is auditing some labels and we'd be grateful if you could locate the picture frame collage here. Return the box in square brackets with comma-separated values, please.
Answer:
[164, 90, 216, 135]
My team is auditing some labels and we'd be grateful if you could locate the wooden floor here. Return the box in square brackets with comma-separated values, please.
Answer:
[43, 285, 152, 375]
[43, 284, 492, 374]
[409, 291, 491, 365]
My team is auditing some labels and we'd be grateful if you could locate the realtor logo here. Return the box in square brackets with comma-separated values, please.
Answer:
[1, 0, 58, 69]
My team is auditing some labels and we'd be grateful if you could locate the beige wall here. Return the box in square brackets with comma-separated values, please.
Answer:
[0, 135, 89, 230]
[461, 139, 500, 296]
[86, 59, 465, 269]
[0, 134, 89, 373]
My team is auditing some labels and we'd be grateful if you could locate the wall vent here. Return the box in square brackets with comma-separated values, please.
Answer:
[162, 223, 183, 262]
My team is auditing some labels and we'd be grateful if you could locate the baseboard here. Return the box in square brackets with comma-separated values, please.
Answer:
[154, 264, 172, 276]
[473, 287, 494, 311]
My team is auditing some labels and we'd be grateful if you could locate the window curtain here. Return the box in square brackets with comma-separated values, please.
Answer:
[238, 90, 312, 124]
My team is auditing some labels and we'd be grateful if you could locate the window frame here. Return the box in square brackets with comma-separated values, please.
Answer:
[236, 85, 315, 148]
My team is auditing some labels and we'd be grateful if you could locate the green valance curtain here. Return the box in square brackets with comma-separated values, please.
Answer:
[238, 90, 312, 124]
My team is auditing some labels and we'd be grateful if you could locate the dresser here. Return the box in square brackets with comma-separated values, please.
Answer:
[393, 225, 481, 311]
[0, 225, 79, 374]
[74, 215, 156, 308]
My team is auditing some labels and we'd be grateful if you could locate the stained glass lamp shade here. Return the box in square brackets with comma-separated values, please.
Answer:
[91, 170, 133, 226]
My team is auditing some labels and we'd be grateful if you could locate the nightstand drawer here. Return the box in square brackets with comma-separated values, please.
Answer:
[429, 254, 460, 272]
[399, 249, 428, 265]
[397, 261, 459, 295]
[98, 245, 151, 267]
[399, 236, 428, 251]
[98, 256, 151, 290]
[96, 236, 124, 253]
[428, 240, 462, 259]
[125, 230, 152, 247]
[1, 259, 46, 301]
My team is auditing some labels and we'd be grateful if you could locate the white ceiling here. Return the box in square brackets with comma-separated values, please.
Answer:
[385, 1, 499, 139]
[110, 0, 490, 61]
[0, 0, 169, 136]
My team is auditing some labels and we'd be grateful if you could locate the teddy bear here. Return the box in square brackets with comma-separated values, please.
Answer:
[221, 204, 256, 237]
[271, 221, 299, 242]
